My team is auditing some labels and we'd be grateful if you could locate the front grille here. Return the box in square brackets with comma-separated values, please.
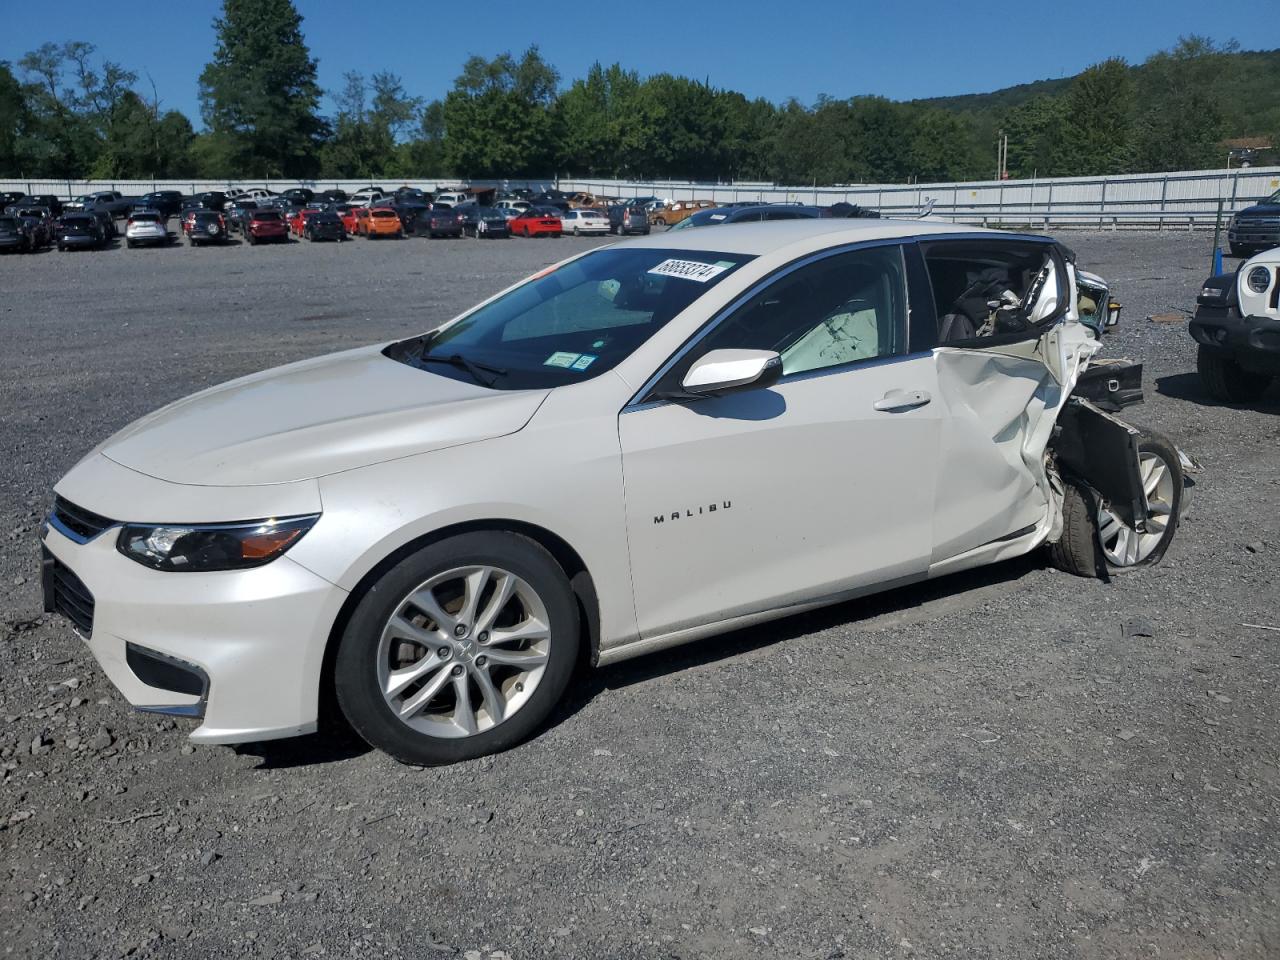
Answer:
[51, 496, 116, 542]
[46, 552, 95, 635]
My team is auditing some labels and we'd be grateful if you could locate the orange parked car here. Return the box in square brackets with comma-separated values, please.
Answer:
[361, 207, 402, 238]
[650, 199, 717, 227]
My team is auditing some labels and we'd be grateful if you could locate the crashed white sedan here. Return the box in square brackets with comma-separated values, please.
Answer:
[43, 220, 1188, 764]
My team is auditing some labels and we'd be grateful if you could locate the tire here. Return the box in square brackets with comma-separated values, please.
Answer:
[335, 531, 580, 766]
[573, 226, 580, 236]
[1197, 345, 1272, 402]
[1051, 432, 1183, 577]
[248, 233, 256, 245]
[1047, 481, 1101, 577]
[126, 240, 135, 249]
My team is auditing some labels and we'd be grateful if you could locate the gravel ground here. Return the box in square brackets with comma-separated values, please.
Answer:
[1, 228, 1277, 960]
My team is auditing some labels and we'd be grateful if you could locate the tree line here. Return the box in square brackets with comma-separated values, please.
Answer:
[0, 0, 1274, 186]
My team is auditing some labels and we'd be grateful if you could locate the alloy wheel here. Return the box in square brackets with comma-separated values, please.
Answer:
[1096, 451, 1175, 566]
[376, 565, 551, 738]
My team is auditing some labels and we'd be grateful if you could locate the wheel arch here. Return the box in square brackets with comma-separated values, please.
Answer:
[317, 518, 601, 726]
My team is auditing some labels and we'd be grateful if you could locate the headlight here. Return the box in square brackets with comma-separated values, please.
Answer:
[1246, 266, 1272, 294]
[116, 514, 319, 572]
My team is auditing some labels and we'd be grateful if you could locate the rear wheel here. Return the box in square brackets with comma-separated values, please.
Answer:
[1197, 345, 1272, 402]
[335, 532, 580, 765]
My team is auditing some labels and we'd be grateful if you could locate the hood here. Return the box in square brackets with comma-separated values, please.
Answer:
[1237, 201, 1280, 218]
[100, 345, 549, 486]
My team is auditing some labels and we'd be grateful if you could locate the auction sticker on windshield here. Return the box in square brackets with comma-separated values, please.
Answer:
[648, 258, 733, 282]
[544, 351, 581, 368]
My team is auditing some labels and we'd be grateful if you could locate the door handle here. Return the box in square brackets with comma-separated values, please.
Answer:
[873, 389, 932, 412]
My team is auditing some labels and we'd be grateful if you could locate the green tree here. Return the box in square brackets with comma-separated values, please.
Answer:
[198, 0, 325, 177]
[1000, 95, 1069, 178]
[442, 48, 559, 177]
[1053, 58, 1134, 175]
[0, 62, 33, 175]
[1131, 36, 1228, 172]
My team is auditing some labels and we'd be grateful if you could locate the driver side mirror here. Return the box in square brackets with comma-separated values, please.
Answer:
[676, 349, 783, 398]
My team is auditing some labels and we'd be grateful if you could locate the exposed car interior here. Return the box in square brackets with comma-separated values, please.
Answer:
[923, 242, 1061, 344]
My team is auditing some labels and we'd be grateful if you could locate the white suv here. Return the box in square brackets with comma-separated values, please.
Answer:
[124, 210, 168, 247]
[43, 220, 1187, 765]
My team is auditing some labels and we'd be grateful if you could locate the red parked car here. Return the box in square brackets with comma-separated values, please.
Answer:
[246, 209, 289, 244]
[510, 208, 563, 238]
[290, 206, 323, 237]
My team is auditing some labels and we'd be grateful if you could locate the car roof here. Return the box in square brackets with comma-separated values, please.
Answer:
[622, 218, 1000, 256]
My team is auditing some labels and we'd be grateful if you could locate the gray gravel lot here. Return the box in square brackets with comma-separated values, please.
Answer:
[1, 228, 1278, 960]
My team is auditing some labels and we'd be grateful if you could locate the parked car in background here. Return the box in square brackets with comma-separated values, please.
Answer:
[87, 208, 118, 239]
[305, 210, 347, 242]
[1192, 249, 1280, 402]
[125, 211, 169, 248]
[414, 206, 464, 238]
[0, 214, 36, 252]
[290, 207, 325, 237]
[184, 210, 229, 246]
[1227, 188, 1280, 258]
[14, 207, 55, 247]
[650, 200, 717, 227]
[432, 191, 470, 208]
[362, 207, 403, 238]
[495, 199, 531, 217]
[567, 192, 605, 209]
[8, 194, 63, 217]
[54, 213, 106, 251]
[280, 188, 314, 207]
[133, 191, 184, 219]
[226, 200, 258, 233]
[0, 191, 25, 210]
[245, 209, 288, 244]
[316, 188, 349, 204]
[669, 204, 828, 232]
[384, 201, 430, 233]
[607, 204, 651, 236]
[193, 191, 229, 211]
[457, 206, 510, 239]
[351, 186, 388, 205]
[65, 191, 135, 218]
[509, 207, 562, 237]
[340, 205, 365, 236]
[561, 208, 610, 235]
[227, 187, 276, 202]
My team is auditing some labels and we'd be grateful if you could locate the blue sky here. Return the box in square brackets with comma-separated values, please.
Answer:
[3, 0, 1278, 125]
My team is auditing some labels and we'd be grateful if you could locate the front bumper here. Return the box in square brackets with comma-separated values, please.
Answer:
[1228, 223, 1280, 249]
[39, 512, 348, 744]
[1191, 305, 1280, 373]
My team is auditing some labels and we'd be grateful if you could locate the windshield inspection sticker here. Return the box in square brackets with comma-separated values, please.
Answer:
[648, 258, 732, 282]
[544, 351, 581, 368]
[571, 354, 597, 370]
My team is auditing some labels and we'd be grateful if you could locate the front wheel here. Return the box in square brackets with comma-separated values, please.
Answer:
[335, 532, 580, 765]
[1197, 345, 1272, 403]
[1050, 432, 1183, 577]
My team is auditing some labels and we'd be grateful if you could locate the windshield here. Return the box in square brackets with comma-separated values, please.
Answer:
[1268, 189, 1280, 204]
[253, 211, 283, 221]
[0, 217, 18, 229]
[131, 214, 160, 223]
[387, 247, 754, 390]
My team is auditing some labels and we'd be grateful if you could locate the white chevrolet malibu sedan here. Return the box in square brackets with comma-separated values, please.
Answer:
[43, 220, 1188, 764]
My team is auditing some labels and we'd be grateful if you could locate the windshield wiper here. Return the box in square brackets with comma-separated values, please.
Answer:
[418, 352, 507, 387]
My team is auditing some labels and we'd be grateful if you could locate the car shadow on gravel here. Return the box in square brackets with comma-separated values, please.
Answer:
[1155, 372, 1280, 411]
[231, 724, 371, 769]
[550, 553, 1042, 726]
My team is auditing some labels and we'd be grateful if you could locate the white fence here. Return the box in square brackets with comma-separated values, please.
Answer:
[4, 166, 1278, 229]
